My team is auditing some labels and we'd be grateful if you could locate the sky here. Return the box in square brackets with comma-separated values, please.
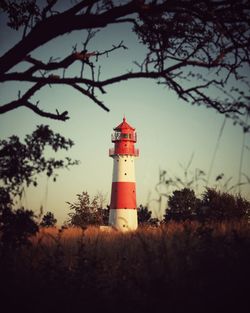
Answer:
[0, 2, 250, 225]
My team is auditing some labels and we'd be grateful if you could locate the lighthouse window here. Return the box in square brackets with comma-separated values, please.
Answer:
[122, 134, 129, 138]
[125, 173, 127, 175]
[125, 159, 127, 162]
[115, 132, 121, 140]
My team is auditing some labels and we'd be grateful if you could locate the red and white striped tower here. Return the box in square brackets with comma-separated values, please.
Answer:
[109, 117, 139, 231]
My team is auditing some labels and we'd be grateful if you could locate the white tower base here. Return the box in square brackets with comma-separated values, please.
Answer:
[109, 209, 138, 231]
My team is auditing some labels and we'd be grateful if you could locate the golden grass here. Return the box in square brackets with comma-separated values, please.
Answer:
[30, 220, 250, 269]
[33, 219, 250, 244]
[2, 220, 249, 313]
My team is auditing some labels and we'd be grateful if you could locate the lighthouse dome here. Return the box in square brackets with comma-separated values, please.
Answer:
[113, 117, 135, 132]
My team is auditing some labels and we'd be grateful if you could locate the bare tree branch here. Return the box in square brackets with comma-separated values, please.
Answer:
[0, 98, 69, 121]
[0, 81, 69, 121]
[41, 0, 58, 20]
[70, 84, 109, 111]
[0, 0, 249, 129]
[0, 1, 137, 75]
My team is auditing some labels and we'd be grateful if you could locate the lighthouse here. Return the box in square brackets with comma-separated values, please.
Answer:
[109, 117, 139, 231]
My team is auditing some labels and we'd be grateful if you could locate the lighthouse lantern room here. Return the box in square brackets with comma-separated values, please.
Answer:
[109, 117, 139, 231]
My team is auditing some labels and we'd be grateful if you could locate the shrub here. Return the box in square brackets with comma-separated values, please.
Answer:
[0, 207, 38, 247]
[197, 188, 249, 221]
[164, 188, 200, 221]
[67, 191, 109, 228]
[40, 211, 57, 227]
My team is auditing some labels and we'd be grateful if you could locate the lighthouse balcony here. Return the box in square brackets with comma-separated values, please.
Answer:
[109, 148, 139, 157]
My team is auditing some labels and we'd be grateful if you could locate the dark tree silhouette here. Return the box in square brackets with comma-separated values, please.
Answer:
[137, 204, 158, 226]
[0, 207, 38, 247]
[164, 187, 250, 222]
[0, 125, 78, 246]
[40, 211, 57, 227]
[198, 188, 250, 221]
[164, 188, 200, 221]
[138, 204, 152, 224]
[0, 124, 79, 197]
[0, 1, 249, 130]
[0, 187, 12, 210]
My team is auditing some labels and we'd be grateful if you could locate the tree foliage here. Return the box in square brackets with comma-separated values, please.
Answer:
[0, 124, 76, 247]
[138, 204, 158, 226]
[40, 211, 57, 227]
[0, 187, 13, 211]
[0, 124, 79, 197]
[0, 206, 38, 248]
[67, 191, 109, 228]
[0, 0, 249, 130]
[198, 188, 249, 221]
[138, 204, 152, 224]
[164, 187, 250, 222]
[164, 188, 200, 221]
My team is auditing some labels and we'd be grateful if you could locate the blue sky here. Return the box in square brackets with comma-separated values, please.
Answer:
[0, 6, 249, 224]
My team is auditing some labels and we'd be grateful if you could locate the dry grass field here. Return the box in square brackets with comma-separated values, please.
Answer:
[1, 221, 250, 313]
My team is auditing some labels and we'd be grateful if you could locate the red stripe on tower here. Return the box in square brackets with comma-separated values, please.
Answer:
[110, 182, 137, 209]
